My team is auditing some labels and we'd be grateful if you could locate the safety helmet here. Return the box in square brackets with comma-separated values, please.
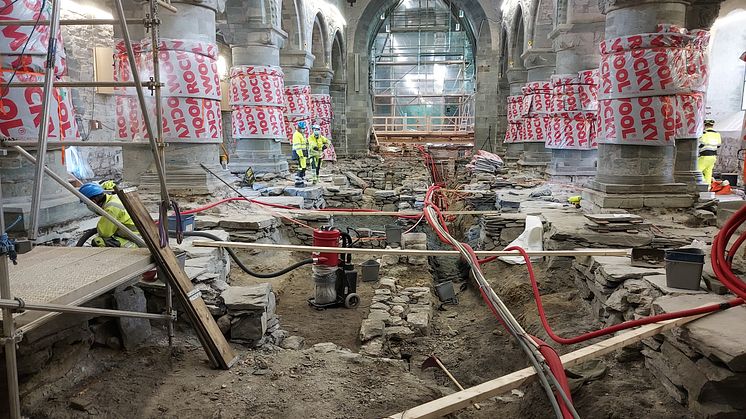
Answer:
[704, 119, 715, 126]
[312, 124, 321, 131]
[297, 121, 307, 130]
[79, 183, 105, 199]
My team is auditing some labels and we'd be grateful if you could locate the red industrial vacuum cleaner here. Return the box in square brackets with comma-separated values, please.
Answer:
[307, 227, 360, 309]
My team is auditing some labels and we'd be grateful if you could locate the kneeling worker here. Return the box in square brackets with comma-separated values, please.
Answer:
[309, 124, 330, 184]
[79, 182, 139, 248]
[697, 119, 722, 186]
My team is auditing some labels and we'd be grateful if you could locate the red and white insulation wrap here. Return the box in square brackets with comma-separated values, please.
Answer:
[310, 93, 337, 161]
[113, 38, 223, 142]
[504, 82, 554, 144]
[283, 84, 311, 142]
[544, 71, 600, 150]
[0, 0, 80, 141]
[598, 25, 710, 146]
[229, 65, 287, 140]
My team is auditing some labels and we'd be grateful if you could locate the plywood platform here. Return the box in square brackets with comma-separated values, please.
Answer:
[2, 246, 154, 332]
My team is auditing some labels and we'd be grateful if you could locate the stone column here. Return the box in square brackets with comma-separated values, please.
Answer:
[310, 68, 334, 95]
[546, 4, 606, 181]
[0, 0, 88, 235]
[673, 0, 723, 191]
[520, 49, 556, 166]
[504, 67, 528, 162]
[583, 0, 695, 209]
[118, 1, 225, 194]
[280, 50, 314, 157]
[222, 0, 289, 174]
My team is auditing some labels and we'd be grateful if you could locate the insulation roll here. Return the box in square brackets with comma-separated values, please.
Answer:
[0, 0, 66, 76]
[599, 46, 690, 99]
[547, 112, 598, 150]
[231, 105, 286, 139]
[599, 95, 676, 146]
[284, 85, 312, 142]
[113, 38, 223, 143]
[578, 69, 599, 86]
[504, 122, 525, 144]
[310, 93, 333, 139]
[674, 92, 705, 139]
[507, 95, 523, 123]
[229, 65, 285, 107]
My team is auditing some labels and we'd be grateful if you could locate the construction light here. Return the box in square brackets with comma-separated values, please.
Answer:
[381, 13, 386, 20]
[459, 10, 464, 18]
[455, 23, 460, 31]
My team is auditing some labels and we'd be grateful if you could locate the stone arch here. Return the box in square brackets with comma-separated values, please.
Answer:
[281, 0, 304, 50]
[510, 5, 526, 69]
[530, 0, 555, 49]
[310, 12, 329, 69]
[331, 30, 345, 83]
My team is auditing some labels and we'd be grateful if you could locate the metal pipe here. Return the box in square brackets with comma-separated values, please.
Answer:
[0, 176, 22, 419]
[113, 0, 171, 205]
[1, 141, 148, 147]
[11, 146, 146, 247]
[0, 18, 148, 26]
[0, 298, 174, 321]
[5, 81, 149, 88]
[28, 0, 62, 240]
[148, 0, 167, 186]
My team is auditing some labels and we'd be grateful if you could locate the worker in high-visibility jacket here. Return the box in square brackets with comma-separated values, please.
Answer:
[697, 119, 722, 186]
[292, 121, 309, 186]
[309, 124, 330, 184]
[79, 183, 139, 248]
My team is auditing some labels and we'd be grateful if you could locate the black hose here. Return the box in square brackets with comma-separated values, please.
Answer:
[175, 230, 314, 278]
[75, 228, 98, 247]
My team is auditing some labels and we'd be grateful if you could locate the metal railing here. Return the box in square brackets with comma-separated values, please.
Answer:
[372, 115, 474, 134]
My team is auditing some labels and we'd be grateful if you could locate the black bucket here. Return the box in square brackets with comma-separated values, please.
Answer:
[664, 248, 705, 263]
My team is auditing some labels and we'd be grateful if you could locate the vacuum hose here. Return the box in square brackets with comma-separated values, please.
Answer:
[176, 231, 313, 279]
[76, 228, 312, 279]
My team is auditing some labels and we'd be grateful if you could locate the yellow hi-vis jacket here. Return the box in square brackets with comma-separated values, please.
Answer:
[309, 133, 330, 158]
[97, 195, 138, 239]
[292, 130, 308, 158]
[699, 128, 722, 154]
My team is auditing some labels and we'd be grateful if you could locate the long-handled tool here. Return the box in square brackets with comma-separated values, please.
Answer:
[421, 354, 481, 410]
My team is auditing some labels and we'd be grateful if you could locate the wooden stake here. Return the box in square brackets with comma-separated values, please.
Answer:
[117, 187, 237, 369]
[387, 312, 713, 419]
[191, 241, 629, 258]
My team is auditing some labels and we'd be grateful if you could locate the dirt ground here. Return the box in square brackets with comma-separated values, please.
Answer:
[21, 242, 696, 418]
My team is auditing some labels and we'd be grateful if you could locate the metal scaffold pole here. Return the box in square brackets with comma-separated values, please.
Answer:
[112, 0, 171, 206]
[27, 0, 62, 241]
[0, 176, 21, 419]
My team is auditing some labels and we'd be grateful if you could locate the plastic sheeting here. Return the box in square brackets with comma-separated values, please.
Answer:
[499, 215, 543, 265]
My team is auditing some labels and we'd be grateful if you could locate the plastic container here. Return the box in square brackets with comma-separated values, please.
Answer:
[385, 224, 403, 246]
[360, 259, 380, 282]
[435, 280, 455, 302]
[665, 248, 705, 263]
[168, 214, 195, 232]
[665, 258, 704, 290]
[313, 229, 340, 267]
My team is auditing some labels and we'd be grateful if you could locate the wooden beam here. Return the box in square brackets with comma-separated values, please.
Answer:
[117, 187, 237, 370]
[387, 312, 713, 419]
[191, 241, 629, 258]
[278, 210, 503, 217]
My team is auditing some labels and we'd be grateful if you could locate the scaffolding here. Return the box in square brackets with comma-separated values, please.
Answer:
[0, 1, 180, 417]
[370, 0, 475, 143]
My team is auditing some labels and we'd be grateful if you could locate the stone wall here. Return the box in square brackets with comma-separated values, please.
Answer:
[60, 8, 121, 179]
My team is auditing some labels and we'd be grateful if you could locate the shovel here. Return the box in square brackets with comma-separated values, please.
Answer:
[421, 354, 481, 410]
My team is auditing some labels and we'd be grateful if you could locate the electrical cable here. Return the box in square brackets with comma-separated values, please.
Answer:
[174, 231, 314, 279]
[423, 185, 577, 419]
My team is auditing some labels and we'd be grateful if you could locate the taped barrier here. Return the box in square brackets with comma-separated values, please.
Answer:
[598, 25, 710, 146]
[229, 65, 287, 140]
[284, 85, 311, 142]
[113, 38, 223, 142]
[0, 0, 79, 142]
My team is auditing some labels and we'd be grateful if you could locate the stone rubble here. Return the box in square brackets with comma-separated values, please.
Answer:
[220, 283, 284, 347]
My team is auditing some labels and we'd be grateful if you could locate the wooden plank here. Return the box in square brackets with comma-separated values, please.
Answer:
[117, 187, 237, 370]
[387, 312, 712, 419]
[192, 241, 630, 258]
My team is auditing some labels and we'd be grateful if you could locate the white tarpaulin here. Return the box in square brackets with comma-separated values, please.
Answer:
[499, 215, 544, 265]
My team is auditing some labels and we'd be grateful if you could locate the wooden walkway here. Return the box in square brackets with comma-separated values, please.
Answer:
[2, 246, 154, 332]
